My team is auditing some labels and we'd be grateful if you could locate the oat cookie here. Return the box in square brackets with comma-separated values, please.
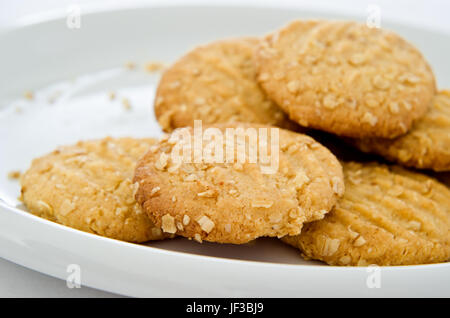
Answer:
[282, 162, 450, 266]
[155, 38, 296, 132]
[352, 91, 450, 171]
[256, 20, 436, 138]
[21, 137, 166, 243]
[134, 123, 344, 244]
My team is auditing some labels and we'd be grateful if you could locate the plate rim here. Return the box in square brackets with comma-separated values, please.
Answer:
[2, 2, 450, 37]
[2, 200, 448, 271]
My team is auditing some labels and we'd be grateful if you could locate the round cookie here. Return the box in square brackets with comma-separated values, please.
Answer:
[282, 162, 450, 266]
[134, 123, 344, 244]
[154, 38, 297, 132]
[352, 90, 450, 171]
[256, 20, 436, 138]
[21, 137, 167, 243]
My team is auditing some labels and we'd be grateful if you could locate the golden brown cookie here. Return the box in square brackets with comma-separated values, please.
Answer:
[154, 38, 297, 132]
[282, 162, 450, 266]
[352, 91, 450, 171]
[134, 123, 344, 244]
[21, 137, 167, 243]
[256, 20, 436, 138]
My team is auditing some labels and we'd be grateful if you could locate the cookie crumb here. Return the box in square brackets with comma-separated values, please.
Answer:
[7, 170, 21, 180]
[399, 73, 421, 85]
[124, 61, 136, 70]
[24, 91, 33, 100]
[145, 61, 166, 72]
[122, 98, 132, 110]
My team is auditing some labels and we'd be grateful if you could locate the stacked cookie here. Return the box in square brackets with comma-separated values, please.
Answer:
[21, 20, 450, 267]
[21, 138, 169, 243]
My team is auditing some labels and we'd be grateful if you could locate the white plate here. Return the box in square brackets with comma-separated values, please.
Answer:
[0, 5, 449, 297]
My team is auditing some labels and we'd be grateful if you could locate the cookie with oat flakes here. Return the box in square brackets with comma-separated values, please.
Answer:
[134, 123, 344, 244]
[256, 20, 436, 138]
[351, 91, 450, 171]
[282, 162, 450, 266]
[154, 38, 297, 132]
[21, 137, 167, 243]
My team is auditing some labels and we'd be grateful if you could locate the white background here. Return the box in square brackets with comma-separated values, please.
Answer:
[0, 0, 448, 297]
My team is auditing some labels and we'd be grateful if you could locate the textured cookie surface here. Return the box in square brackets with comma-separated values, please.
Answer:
[134, 123, 344, 244]
[21, 137, 166, 243]
[256, 20, 436, 138]
[282, 162, 450, 266]
[155, 38, 296, 132]
[352, 91, 450, 171]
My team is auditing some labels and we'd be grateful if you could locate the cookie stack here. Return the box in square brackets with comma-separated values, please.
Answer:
[21, 20, 450, 266]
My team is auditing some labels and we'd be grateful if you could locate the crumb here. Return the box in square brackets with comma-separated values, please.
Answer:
[109, 92, 116, 100]
[124, 61, 136, 70]
[24, 91, 33, 100]
[145, 61, 166, 72]
[8, 170, 21, 180]
[121, 98, 132, 110]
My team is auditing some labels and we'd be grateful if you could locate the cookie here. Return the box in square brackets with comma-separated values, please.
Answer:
[154, 38, 297, 132]
[134, 123, 344, 244]
[256, 20, 436, 138]
[352, 91, 450, 171]
[21, 137, 167, 243]
[282, 162, 450, 266]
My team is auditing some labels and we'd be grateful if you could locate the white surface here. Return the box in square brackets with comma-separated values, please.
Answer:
[0, 258, 120, 297]
[0, 2, 449, 297]
[2, 0, 450, 33]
